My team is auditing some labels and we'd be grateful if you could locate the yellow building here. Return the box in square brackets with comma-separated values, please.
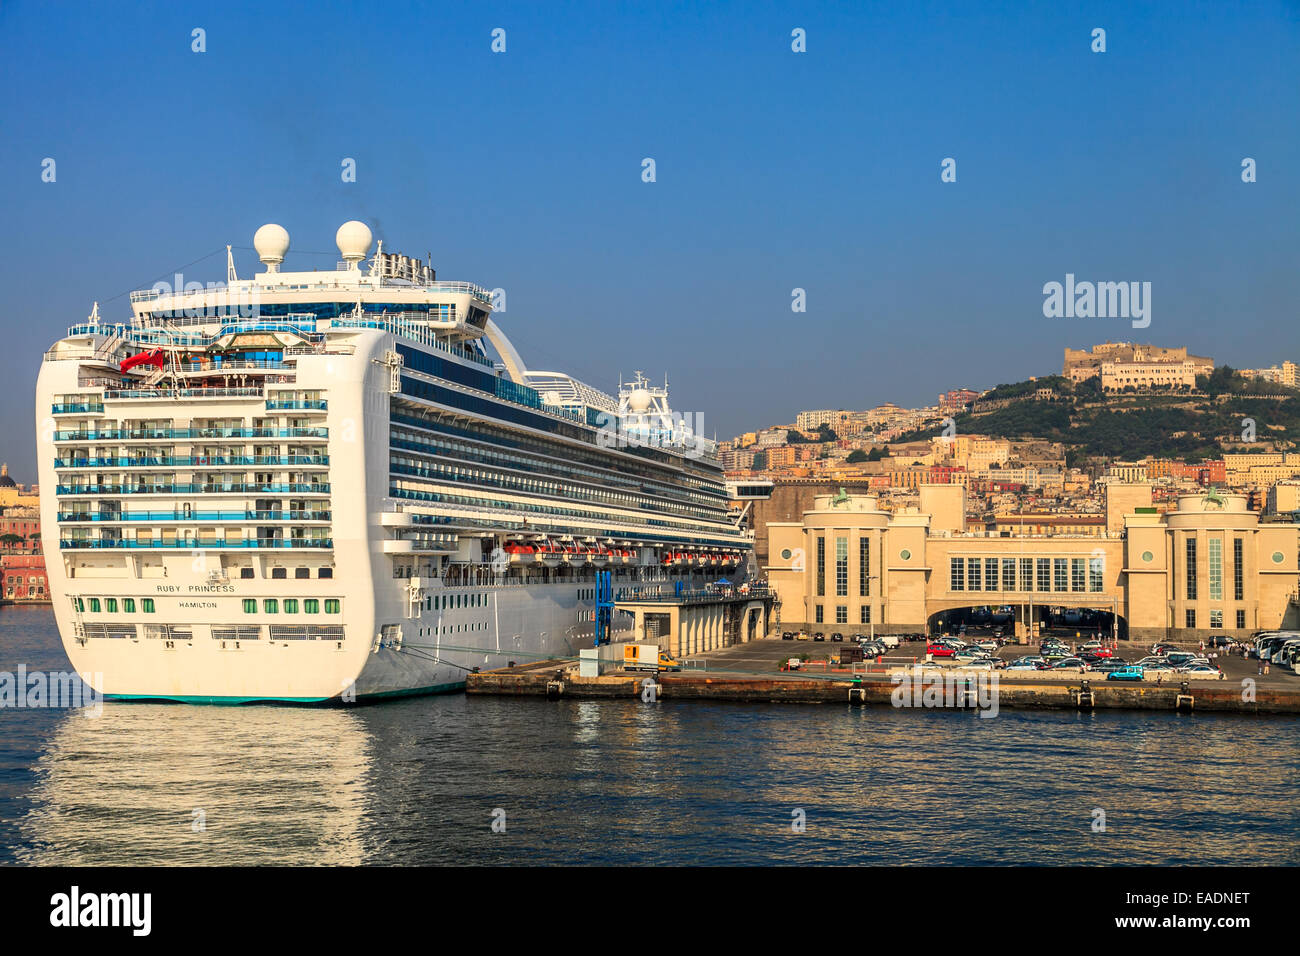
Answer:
[765, 484, 1300, 642]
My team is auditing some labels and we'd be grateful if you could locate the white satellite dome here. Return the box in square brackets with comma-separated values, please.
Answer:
[336, 220, 373, 269]
[627, 388, 653, 413]
[253, 223, 290, 272]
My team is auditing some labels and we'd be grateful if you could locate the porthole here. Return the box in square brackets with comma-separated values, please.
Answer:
[1141, 551, 1153, 562]
[780, 549, 792, 560]
[1272, 551, 1285, 564]
[900, 549, 911, 560]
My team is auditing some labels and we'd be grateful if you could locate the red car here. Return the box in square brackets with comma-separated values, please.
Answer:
[927, 643, 956, 658]
[1080, 645, 1113, 658]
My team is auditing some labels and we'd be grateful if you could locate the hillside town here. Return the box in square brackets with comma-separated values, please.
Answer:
[723, 342, 1300, 525]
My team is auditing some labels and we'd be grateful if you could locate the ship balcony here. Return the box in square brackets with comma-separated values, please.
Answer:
[57, 510, 331, 523]
[60, 537, 334, 550]
[266, 400, 327, 411]
[54, 455, 330, 469]
[51, 402, 105, 415]
[55, 482, 331, 496]
[377, 512, 414, 528]
[52, 427, 328, 442]
[103, 387, 265, 401]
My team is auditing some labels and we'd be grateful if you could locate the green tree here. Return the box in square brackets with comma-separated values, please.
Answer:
[846, 449, 868, 463]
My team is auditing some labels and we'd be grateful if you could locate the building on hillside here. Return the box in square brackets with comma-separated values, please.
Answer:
[1063, 343, 1213, 385]
[939, 388, 979, 414]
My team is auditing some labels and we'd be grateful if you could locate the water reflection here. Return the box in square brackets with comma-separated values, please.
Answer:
[19, 704, 371, 865]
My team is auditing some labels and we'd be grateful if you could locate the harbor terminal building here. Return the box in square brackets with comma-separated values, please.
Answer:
[765, 484, 1300, 643]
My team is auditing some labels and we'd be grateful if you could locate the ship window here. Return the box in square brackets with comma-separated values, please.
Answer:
[123, 598, 136, 613]
[74, 598, 85, 612]
[89, 598, 101, 612]
[240, 567, 255, 579]
[243, 599, 257, 613]
[283, 599, 299, 614]
[264, 599, 278, 614]
[106, 598, 118, 613]
[304, 599, 320, 614]
[295, 568, 309, 579]
[319, 568, 333, 579]
[271, 567, 287, 580]
[324, 599, 340, 614]
[142, 598, 155, 613]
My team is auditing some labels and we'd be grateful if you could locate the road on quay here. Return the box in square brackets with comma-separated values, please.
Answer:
[686, 637, 1300, 690]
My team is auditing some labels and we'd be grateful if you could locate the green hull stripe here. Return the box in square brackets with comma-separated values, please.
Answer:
[105, 681, 466, 706]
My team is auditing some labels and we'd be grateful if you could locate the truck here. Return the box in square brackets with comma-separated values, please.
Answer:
[623, 643, 681, 673]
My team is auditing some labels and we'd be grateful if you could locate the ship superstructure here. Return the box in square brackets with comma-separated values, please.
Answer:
[36, 222, 753, 702]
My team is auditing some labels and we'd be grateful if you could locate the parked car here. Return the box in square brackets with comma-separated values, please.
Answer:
[877, 634, 901, 649]
[1207, 635, 1234, 648]
[782, 631, 795, 641]
[1005, 660, 1042, 671]
[927, 643, 957, 658]
[1140, 661, 1176, 673]
[1092, 659, 1130, 674]
[1180, 664, 1225, 679]
[1050, 657, 1090, 671]
[813, 632, 825, 642]
[1079, 644, 1113, 658]
[1107, 666, 1145, 681]
[830, 632, 843, 643]
[1152, 642, 1179, 655]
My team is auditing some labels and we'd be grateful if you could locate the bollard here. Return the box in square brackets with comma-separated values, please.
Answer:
[545, 680, 563, 699]
[848, 687, 867, 704]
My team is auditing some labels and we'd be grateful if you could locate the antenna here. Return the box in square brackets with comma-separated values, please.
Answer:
[88, 301, 100, 325]
[226, 245, 238, 283]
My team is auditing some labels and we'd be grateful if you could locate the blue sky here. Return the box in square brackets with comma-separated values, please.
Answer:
[1, 0, 1297, 480]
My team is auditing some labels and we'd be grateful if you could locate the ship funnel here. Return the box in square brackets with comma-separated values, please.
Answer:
[253, 223, 290, 273]
[336, 221, 373, 271]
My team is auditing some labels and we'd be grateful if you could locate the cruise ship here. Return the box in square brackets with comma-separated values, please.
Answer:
[36, 222, 754, 702]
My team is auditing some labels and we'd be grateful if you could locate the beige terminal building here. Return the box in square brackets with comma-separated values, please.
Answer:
[766, 485, 1300, 643]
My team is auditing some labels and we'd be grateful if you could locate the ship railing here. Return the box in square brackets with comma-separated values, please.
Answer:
[55, 482, 331, 495]
[58, 510, 332, 522]
[329, 316, 494, 367]
[284, 345, 356, 356]
[60, 538, 334, 550]
[52, 427, 328, 441]
[102, 386, 265, 400]
[55, 455, 329, 468]
[44, 348, 118, 363]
